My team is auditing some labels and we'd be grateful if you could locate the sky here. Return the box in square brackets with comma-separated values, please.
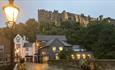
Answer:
[0, 0, 115, 28]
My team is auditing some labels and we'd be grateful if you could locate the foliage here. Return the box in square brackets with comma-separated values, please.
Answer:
[1, 18, 115, 59]
[0, 65, 11, 70]
[58, 49, 73, 60]
[79, 22, 115, 59]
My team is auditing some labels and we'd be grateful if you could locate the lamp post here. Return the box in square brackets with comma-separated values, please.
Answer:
[15, 49, 20, 62]
[3, 0, 19, 69]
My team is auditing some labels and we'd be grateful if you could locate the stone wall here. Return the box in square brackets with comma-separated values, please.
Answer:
[48, 60, 81, 70]
[96, 59, 115, 70]
[48, 59, 115, 70]
[38, 9, 89, 26]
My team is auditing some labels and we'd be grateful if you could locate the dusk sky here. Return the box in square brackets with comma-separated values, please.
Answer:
[0, 0, 115, 27]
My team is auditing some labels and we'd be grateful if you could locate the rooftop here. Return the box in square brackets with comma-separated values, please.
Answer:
[36, 35, 67, 41]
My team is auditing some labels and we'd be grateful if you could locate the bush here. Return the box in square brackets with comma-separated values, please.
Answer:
[0, 65, 12, 70]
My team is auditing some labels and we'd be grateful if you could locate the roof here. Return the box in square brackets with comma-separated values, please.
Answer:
[73, 45, 80, 49]
[45, 39, 71, 47]
[39, 38, 71, 49]
[23, 43, 33, 47]
[36, 35, 67, 41]
[72, 45, 81, 51]
[74, 51, 93, 54]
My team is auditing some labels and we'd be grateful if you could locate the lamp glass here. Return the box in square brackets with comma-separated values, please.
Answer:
[3, 5, 19, 28]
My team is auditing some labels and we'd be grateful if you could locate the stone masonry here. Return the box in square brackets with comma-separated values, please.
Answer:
[38, 9, 90, 26]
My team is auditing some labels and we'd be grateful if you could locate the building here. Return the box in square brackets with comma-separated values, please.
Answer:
[38, 9, 115, 27]
[14, 34, 36, 62]
[35, 35, 93, 62]
[0, 36, 10, 65]
[38, 9, 90, 26]
[36, 35, 72, 62]
[23, 43, 35, 62]
[71, 45, 93, 60]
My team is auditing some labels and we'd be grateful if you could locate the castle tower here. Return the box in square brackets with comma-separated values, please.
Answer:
[62, 10, 68, 21]
[38, 9, 51, 23]
[75, 15, 79, 22]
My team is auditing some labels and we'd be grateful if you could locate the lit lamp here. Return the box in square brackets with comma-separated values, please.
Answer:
[82, 54, 86, 59]
[71, 54, 75, 60]
[36, 42, 39, 47]
[76, 54, 80, 60]
[2, 0, 20, 69]
[15, 49, 20, 62]
[16, 49, 19, 53]
[3, 0, 19, 28]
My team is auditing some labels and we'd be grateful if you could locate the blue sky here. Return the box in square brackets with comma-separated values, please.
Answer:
[0, 0, 115, 27]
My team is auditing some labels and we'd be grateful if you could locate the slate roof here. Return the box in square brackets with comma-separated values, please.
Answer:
[36, 35, 67, 41]
[74, 51, 93, 54]
[45, 39, 71, 47]
[23, 43, 33, 47]
[73, 45, 80, 49]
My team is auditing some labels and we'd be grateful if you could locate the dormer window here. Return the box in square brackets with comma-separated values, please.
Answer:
[16, 36, 20, 42]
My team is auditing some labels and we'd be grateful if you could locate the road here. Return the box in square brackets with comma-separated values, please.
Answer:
[25, 63, 63, 70]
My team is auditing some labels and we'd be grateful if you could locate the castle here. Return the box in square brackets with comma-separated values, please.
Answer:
[38, 9, 91, 26]
[38, 9, 115, 26]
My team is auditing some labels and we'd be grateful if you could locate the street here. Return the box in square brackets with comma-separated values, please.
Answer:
[25, 63, 63, 70]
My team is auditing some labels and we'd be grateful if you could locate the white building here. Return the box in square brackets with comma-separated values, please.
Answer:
[14, 34, 35, 62]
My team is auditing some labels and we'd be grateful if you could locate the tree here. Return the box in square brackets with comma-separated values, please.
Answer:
[58, 49, 73, 60]
[79, 22, 115, 59]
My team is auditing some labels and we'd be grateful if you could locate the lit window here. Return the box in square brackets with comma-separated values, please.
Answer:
[59, 47, 63, 51]
[82, 54, 86, 59]
[52, 47, 56, 52]
[56, 53, 59, 60]
[42, 52, 45, 55]
[76, 54, 80, 59]
[88, 54, 91, 58]
[71, 54, 75, 60]
[36, 42, 39, 47]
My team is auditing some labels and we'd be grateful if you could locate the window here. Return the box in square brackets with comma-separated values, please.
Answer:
[26, 48, 29, 51]
[87, 54, 91, 58]
[16, 36, 20, 42]
[76, 54, 80, 59]
[16, 44, 21, 48]
[52, 47, 56, 52]
[71, 54, 75, 60]
[56, 53, 59, 60]
[26, 53, 29, 56]
[59, 47, 63, 51]
[0, 52, 3, 58]
[82, 54, 86, 59]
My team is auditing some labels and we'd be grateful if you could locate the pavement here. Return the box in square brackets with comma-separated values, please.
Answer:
[25, 63, 63, 70]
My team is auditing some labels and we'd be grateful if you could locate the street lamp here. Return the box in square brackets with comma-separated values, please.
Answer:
[3, 0, 19, 28]
[3, 0, 19, 69]
[15, 49, 20, 62]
